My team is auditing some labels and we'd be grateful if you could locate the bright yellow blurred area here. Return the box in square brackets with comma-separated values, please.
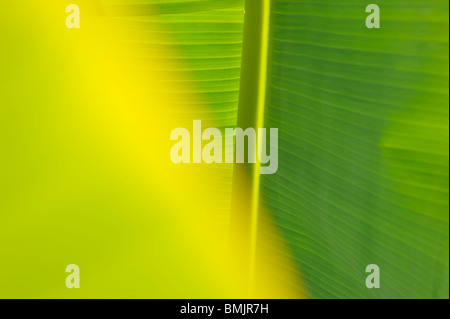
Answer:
[0, 1, 303, 298]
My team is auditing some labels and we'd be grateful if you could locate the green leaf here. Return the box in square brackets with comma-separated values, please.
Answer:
[100, 1, 246, 243]
[259, 0, 449, 298]
[100, 0, 244, 15]
[101, 1, 245, 126]
[101, 0, 449, 298]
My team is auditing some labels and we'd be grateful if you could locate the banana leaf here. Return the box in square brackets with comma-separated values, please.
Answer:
[257, 0, 449, 298]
